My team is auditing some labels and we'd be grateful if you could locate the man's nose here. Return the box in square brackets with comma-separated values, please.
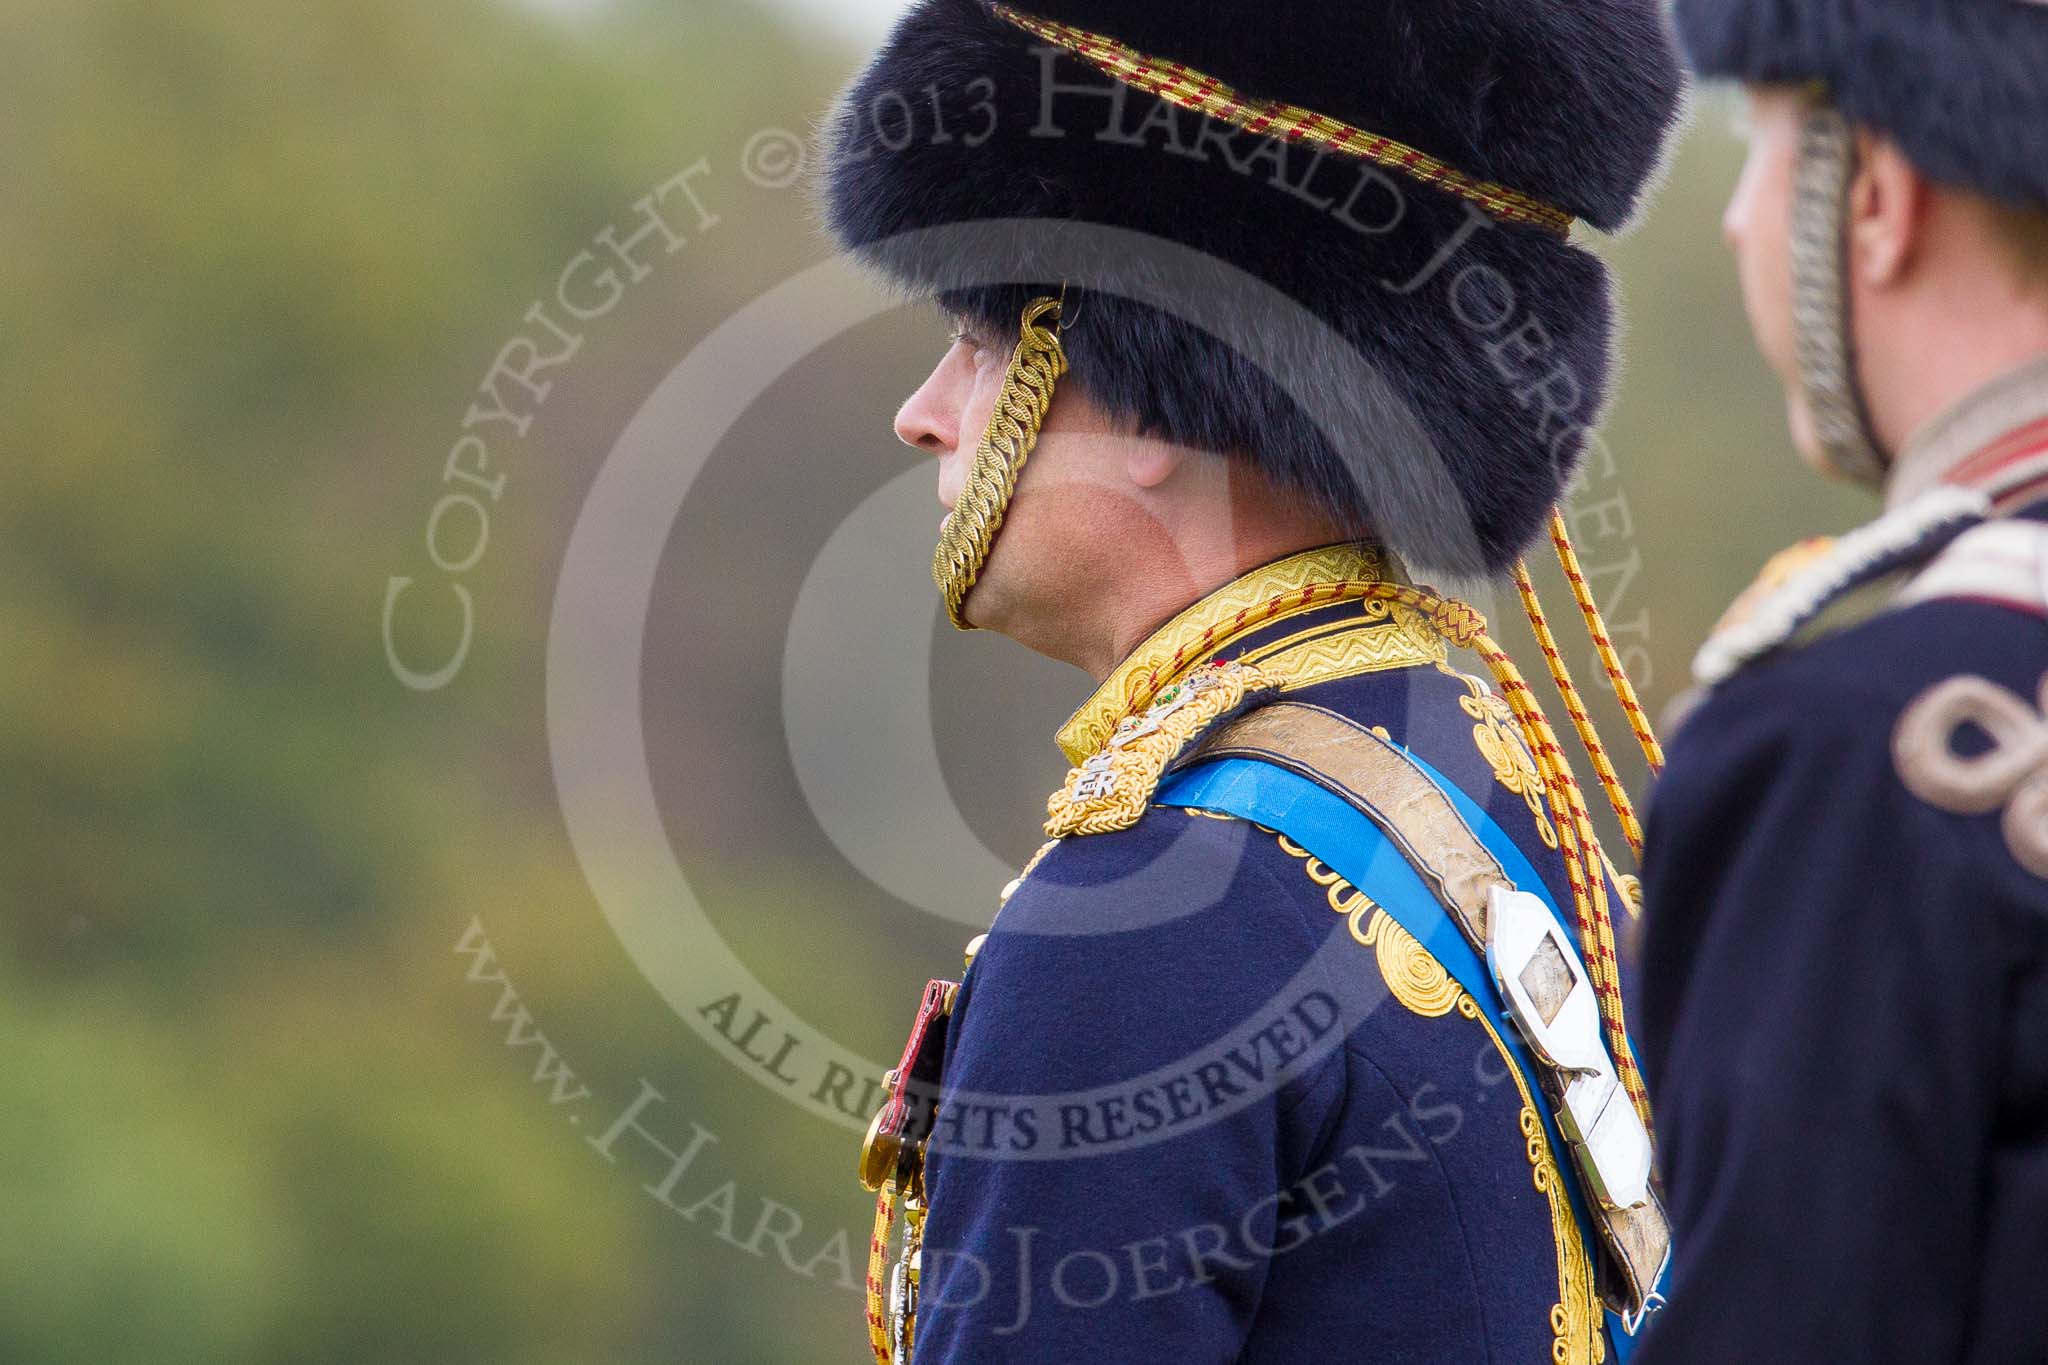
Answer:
[895, 372, 958, 455]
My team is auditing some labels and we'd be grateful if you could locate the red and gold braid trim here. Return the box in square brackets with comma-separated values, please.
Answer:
[992, 5, 1576, 239]
[865, 1180, 900, 1365]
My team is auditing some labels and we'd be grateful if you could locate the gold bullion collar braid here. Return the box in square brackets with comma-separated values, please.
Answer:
[1056, 543, 1430, 765]
[992, 6, 1576, 239]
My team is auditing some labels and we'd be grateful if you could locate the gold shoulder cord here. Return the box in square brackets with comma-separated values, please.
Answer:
[1357, 583, 1658, 1131]
[933, 297, 1068, 629]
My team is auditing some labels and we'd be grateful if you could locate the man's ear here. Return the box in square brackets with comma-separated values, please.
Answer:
[1849, 129, 1930, 290]
[1125, 439, 1187, 490]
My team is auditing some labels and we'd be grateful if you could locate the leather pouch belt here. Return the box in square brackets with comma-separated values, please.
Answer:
[1164, 701, 1672, 1325]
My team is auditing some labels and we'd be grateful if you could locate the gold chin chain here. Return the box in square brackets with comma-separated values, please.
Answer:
[932, 296, 1068, 629]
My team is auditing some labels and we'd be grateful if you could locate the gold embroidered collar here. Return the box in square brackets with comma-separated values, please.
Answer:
[1056, 543, 1441, 764]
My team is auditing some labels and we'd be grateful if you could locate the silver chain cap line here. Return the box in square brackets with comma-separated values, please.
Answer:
[1791, 107, 1889, 487]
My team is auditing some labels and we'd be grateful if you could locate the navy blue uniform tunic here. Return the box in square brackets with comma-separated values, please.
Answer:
[909, 560, 1623, 1364]
[1634, 504, 2048, 1363]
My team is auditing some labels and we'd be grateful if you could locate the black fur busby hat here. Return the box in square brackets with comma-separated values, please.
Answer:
[823, 0, 1683, 574]
[1675, 0, 2048, 212]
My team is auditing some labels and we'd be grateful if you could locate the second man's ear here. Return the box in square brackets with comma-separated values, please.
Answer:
[1849, 130, 1930, 290]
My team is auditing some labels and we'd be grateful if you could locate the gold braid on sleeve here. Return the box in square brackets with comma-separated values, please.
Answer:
[933, 297, 1068, 629]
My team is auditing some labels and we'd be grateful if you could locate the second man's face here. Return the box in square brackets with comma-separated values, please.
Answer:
[1725, 86, 1828, 471]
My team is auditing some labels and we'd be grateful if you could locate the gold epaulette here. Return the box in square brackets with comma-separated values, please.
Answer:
[1044, 661, 1283, 838]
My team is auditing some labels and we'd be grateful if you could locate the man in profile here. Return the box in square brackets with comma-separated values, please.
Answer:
[820, 0, 1686, 1360]
[1636, 2, 2048, 1360]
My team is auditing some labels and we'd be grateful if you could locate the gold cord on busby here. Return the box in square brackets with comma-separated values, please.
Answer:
[932, 297, 1068, 629]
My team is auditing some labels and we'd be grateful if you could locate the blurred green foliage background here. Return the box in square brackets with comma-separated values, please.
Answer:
[2, 0, 1873, 1360]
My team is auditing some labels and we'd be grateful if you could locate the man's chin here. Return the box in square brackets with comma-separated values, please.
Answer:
[930, 517, 996, 632]
[953, 556, 1019, 637]
[952, 579, 995, 633]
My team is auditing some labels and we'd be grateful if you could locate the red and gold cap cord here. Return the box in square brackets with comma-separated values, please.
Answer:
[1514, 509, 1667, 861]
[933, 296, 1068, 629]
[992, 5, 1575, 239]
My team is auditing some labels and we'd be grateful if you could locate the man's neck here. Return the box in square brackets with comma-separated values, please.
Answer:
[1862, 232, 2048, 471]
[1887, 350, 2048, 509]
[1077, 532, 1351, 682]
[1050, 540, 1394, 764]
[1085, 559, 1239, 684]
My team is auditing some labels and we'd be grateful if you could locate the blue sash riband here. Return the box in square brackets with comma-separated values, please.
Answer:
[1157, 755, 1658, 1359]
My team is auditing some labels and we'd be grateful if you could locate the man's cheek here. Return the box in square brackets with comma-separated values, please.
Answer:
[1729, 175, 1799, 385]
[964, 362, 1009, 438]
[1740, 244, 1797, 383]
